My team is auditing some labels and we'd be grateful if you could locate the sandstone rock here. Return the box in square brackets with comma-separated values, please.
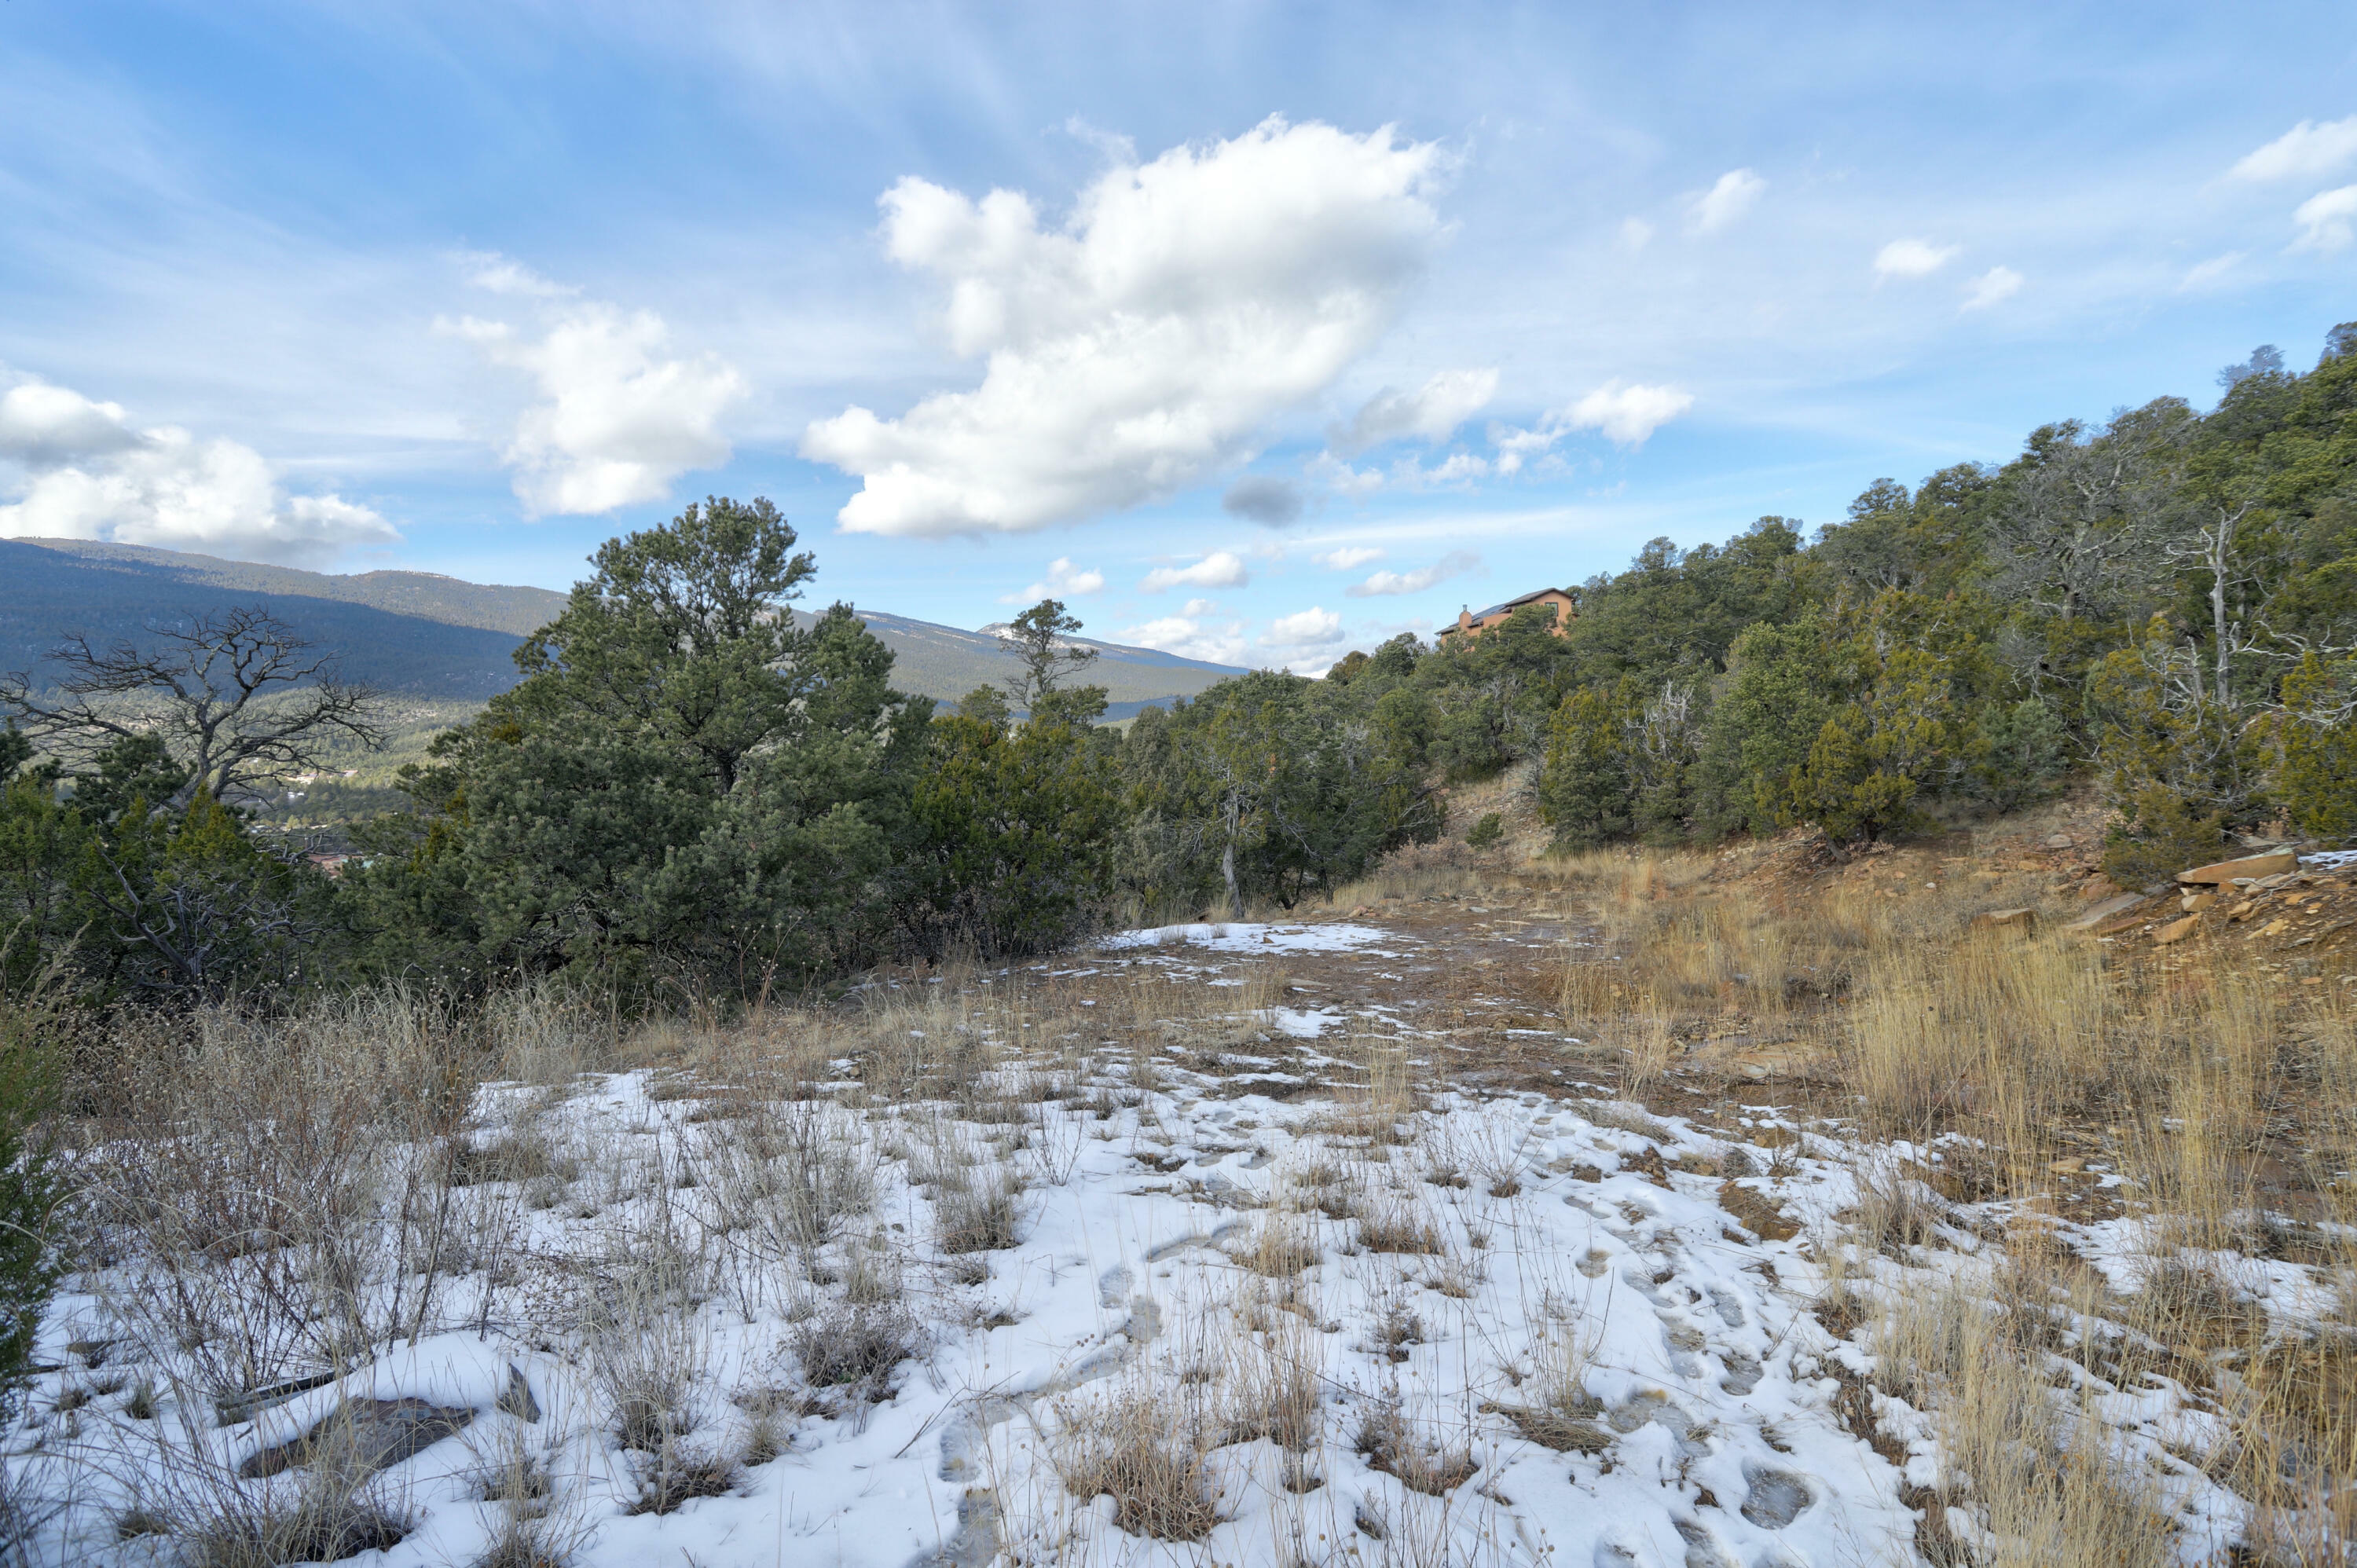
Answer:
[2178, 852, 2297, 885]
[2181, 892, 2216, 914]
[2044, 833, 2074, 849]
[240, 1397, 474, 1478]
[1970, 908, 2036, 936]
[2063, 893, 2145, 932]
[2154, 914, 2201, 945]
[2077, 874, 2121, 902]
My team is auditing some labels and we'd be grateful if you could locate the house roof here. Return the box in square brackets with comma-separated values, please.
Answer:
[1457, 586, 1573, 624]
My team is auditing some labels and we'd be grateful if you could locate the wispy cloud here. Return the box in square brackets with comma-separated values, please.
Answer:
[1686, 169, 1765, 234]
[1314, 545, 1385, 571]
[2179, 251, 2245, 291]
[1346, 549, 1479, 597]
[2230, 116, 2357, 182]
[2292, 185, 2357, 251]
[1960, 265, 2024, 310]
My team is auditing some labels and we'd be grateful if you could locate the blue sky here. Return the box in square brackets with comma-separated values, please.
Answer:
[2, 3, 2353, 672]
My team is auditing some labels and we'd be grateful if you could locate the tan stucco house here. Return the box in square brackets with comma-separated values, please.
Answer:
[1437, 586, 1576, 643]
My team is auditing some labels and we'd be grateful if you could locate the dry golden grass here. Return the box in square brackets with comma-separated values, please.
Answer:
[1541, 835, 2357, 1561]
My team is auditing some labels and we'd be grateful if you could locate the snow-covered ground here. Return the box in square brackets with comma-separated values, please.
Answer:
[15, 925, 2336, 1566]
[30, 1066, 1929, 1568]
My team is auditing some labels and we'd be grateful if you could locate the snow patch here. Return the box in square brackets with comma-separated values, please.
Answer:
[1103, 921, 1400, 954]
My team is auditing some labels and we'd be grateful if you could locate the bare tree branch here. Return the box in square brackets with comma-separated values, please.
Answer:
[0, 607, 387, 808]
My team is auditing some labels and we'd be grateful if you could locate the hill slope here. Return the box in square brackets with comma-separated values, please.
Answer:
[1, 538, 560, 698]
[2, 537, 1247, 711]
[803, 607, 1246, 714]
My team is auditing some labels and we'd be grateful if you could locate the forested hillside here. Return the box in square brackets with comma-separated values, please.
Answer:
[1504, 328, 2357, 879]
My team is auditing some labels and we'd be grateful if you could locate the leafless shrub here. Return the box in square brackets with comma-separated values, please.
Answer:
[1373, 1302, 1425, 1364]
[1354, 1398, 1476, 1496]
[585, 1213, 711, 1458]
[627, 1447, 739, 1517]
[698, 1096, 877, 1266]
[82, 989, 476, 1401]
[793, 1301, 919, 1404]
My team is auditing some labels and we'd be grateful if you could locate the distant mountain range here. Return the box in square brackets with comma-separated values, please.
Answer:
[1, 537, 1247, 712]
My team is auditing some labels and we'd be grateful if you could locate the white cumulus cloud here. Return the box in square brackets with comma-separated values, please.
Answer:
[1139, 550, 1250, 593]
[1874, 238, 1959, 280]
[1347, 550, 1479, 597]
[1120, 614, 1249, 666]
[1329, 367, 1498, 454]
[442, 259, 745, 516]
[1686, 169, 1765, 235]
[801, 116, 1448, 537]
[1566, 380, 1695, 447]
[1314, 546, 1385, 571]
[1180, 597, 1221, 617]
[2292, 185, 2357, 252]
[1265, 606, 1343, 646]
[1961, 266, 2024, 310]
[0, 379, 396, 567]
[2231, 117, 2357, 183]
[1003, 555, 1105, 603]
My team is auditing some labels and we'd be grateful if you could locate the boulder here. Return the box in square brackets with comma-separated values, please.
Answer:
[2044, 833, 2074, 849]
[2180, 892, 2216, 914]
[2077, 874, 2122, 902]
[1969, 908, 2036, 936]
[2154, 914, 2202, 945]
[2178, 852, 2297, 885]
